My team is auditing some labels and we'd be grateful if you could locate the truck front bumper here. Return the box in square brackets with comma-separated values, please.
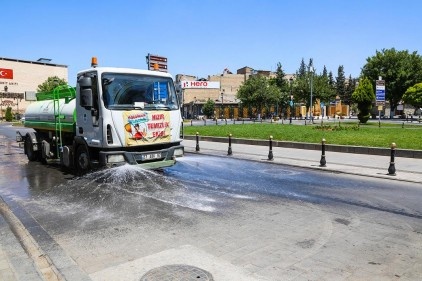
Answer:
[99, 145, 184, 169]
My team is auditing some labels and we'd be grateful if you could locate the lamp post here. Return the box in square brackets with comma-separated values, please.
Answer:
[220, 92, 224, 119]
[181, 88, 185, 119]
[194, 96, 197, 119]
[289, 77, 294, 122]
[309, 66, 315, 123]
[0, 86, 5, 120]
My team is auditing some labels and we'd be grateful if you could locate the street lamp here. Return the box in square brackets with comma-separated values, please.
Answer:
[1, 86, 6, 120]
[220, 92, 224, 119]
[309, 66, 315, 123]
[194, 96, 197, 119]
[289, 77, 294, 123]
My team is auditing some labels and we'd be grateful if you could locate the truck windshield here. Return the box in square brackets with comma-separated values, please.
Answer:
[102, 73, 179, 110]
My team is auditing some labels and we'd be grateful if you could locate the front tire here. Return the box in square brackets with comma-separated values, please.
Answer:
[75, 145, 91, 176]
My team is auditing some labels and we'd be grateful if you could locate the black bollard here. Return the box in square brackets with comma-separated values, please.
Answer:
[225, 118, 227, 125]
[204, 119, 206, 126]
[227, 134, 233, 155]
[191, 120, 193, 126]
[289, 116, 292, 124]
[195, 132, 200, 152]
[268, 136, 274, 160]
[319, 138, 327, 167]
[388, 142, 396, 176]
[402, 122, 404, 128]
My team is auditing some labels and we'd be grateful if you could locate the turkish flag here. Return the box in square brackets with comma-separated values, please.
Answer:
[0, 68, 13, 79]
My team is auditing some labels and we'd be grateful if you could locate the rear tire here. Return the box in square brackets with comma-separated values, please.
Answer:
[75, 145, 91, 175]
[25, 133, 38, 161]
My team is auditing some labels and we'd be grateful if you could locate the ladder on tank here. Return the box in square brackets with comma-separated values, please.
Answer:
[52, 85, 76, 157]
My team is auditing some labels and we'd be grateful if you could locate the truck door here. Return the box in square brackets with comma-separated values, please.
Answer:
[76, 72, 103, 147]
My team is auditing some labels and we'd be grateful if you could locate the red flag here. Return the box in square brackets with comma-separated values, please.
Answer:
[0, 68, 13, 79]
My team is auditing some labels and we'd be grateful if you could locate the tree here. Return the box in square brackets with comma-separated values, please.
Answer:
[361, 48, 422, 117]
[37, 76, 68, 93]
[293, 63, 335, 117]
[402, 83, 422, 112]
[328, 71, 335, 89]
[202, 99, 215, 118]
[351, 77, 375, 123]
[336, 65, 346, 102]
[273, 62, 288, 90]
[344, 74, 356, 106]
[236, 75, 280, 117]
[271, 62, 290, 115]
[297, 58, 307, 78]
[5, 106, 13, 122]
[322, 65, 328, 79]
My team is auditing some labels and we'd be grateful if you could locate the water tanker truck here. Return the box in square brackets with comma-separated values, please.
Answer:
[16, 57, 184, 175]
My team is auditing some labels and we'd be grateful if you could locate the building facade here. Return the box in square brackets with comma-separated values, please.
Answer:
[0, 57, 68, 119]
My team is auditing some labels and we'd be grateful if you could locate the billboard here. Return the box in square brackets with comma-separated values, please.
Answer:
[181, 81, 220, 89]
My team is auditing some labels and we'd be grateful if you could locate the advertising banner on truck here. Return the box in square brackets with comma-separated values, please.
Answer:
[123, 111, 171, 146]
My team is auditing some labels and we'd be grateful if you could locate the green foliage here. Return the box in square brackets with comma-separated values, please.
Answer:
[293, 60, 336, 111]
[361, 48, 422, 112]
[5, 107, 13, 121]
[297, 58, 307, 78]
[336, 65, 346, 102]
[403, 83, 422, 109]
[314, 124, 360, 131]
[345, 74, 356, 105]
[37, 76, 68, 93]
[270, 62, 290, 113]
[352, 77, 375, 123]
[236, 75, 280, 116]
[202, 99, 215, 118]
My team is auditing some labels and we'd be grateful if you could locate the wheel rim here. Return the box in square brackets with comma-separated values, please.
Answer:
[78, 151, 89, 170]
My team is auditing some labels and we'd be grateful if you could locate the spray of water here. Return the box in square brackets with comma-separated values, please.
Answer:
[63, 164, 219, 213]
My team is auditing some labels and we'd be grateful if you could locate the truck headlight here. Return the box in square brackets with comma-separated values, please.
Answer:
[107, 154, 125, 163]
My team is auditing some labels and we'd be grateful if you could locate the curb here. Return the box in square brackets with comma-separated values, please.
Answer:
[0, 197, 64, 281]
[184, 148, 422, 184]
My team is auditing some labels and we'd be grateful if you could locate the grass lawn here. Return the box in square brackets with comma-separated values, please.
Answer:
[184, 121, 422, 150]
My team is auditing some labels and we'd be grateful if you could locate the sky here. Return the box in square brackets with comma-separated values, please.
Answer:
[2, 0, 422, 85]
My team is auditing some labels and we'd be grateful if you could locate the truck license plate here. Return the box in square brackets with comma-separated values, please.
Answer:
[142, 153, 161, 160]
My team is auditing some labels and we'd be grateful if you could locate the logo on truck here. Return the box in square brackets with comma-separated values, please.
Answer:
[123, 111, 170, 146]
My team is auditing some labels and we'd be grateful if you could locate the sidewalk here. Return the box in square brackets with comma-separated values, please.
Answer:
[182, 139, 422, 184]
[0, 205, 43, 281]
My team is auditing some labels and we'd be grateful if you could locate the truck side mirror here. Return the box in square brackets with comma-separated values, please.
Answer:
[78, 77, 92, 87]
[80, 88, 93, 108]
[78, 76, 93, 108]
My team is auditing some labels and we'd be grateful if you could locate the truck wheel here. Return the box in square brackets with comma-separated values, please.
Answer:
[25, 134, 38, 161]
[75, 145, 91, 175]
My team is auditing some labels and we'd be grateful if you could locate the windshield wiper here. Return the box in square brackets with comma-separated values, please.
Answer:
[108, 105, 144, 110]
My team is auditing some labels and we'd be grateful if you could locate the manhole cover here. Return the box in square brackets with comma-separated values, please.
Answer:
[140, 264, 214, 281]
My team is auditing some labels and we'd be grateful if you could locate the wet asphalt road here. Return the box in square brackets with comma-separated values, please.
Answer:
[1, 123, 422, 280]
